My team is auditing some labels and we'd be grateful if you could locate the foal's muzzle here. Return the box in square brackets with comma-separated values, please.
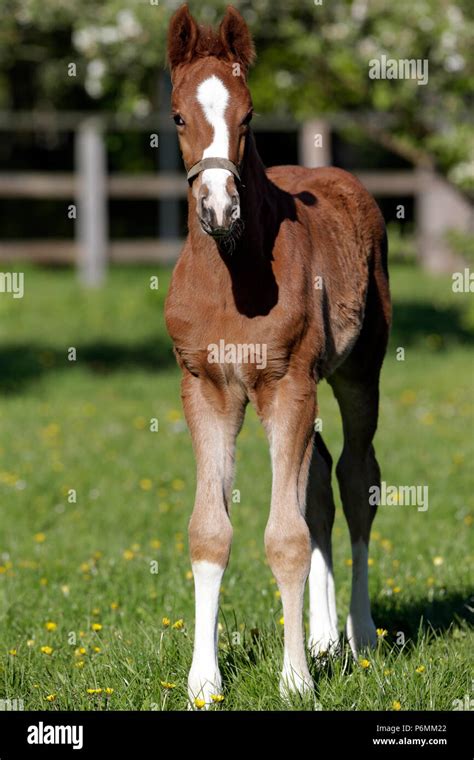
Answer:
[198, 192, 240, 237]
[187, 157, 242, 238]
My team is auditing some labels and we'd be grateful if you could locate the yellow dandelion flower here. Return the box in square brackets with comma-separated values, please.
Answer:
[371, 530, 381, 541]
[367, 558, 375, 567]
[171, 478, 185, 491]
[8, 649, 17, 656]
[464, 515, 473, 526]
[80, 562, 90, 573]
[175, 542, 184, 553]
[133, 417, 146, 430]
[111, 601, 119, 610]
[376, 628, 388, 638]
[185, 570, 193, 580]
[160, 681, 176, 689]
[45, 621, 57, 632]
[27, 639, 35, 647]
[415, 665, 425, 674]
[40, 646, 53, 655]
[150, 539, 162, 550]
[400, 389, 416, 405]
[426, 576, 435, 586]
[433, 556, 443, 567]
[75, 661, 85, 668]
[381, 539, 392, 552]
[211, 694, 224, 703]
[345, 558, 353, 567]
[93, 646, 101, 653]
[392, 701, 401, 711]
[274, 589, 281, 598]
[384, 669, 392, 676]
[172, 619, 184, 630]
[279, 616, 284, 625]
[40, 577, 48, 586]
[105, 688, 114, 695]
[34, 532, 46, 543]
[359, 658, 371, 669]
[139, 478, 153, 491]
[92, 608, 100, 616]
[122, 549, 135, 561]
[194, 698, 206, 709]
[75, 647, 87, 656]
[91, 623, 102, 632]
[162, 617, 171, 627]
[61, 585, 70, 596]
[393, 586, 401, 594]
[45, 694, 56, 702]
[86, 688, 102, 695]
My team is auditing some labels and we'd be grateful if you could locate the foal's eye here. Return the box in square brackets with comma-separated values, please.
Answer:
[241, 110, 253, 126]
[173, 114, 185, 127]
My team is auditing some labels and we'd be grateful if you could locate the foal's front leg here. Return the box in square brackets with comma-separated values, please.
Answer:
[262, 372, 315, 697]
[181, 373, 245, 707]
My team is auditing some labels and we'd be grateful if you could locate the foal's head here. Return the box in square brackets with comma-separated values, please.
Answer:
[167, 5, 255, 239]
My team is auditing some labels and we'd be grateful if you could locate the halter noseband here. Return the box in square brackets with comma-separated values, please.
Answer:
[186, 157, 242, 185]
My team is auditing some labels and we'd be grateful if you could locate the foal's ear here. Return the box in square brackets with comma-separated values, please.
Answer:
[219, 6, 256, 73]
[167, 4, 200, 71]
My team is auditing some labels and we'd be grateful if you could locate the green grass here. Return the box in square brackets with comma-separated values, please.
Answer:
[0, 258, 472, 711]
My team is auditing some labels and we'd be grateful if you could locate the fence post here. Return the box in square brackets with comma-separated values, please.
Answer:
[75, 118, 108, 286]
[299, 118, 332, 168]
[158, 71, 181, 241]
[416, 167, 473, 272]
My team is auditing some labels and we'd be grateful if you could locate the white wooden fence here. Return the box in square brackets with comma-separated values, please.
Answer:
[0, 112, 471, 284]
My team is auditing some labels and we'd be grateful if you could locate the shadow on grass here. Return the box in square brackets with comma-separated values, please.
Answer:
[218, 590, 473, 689]
[390, 300, 474, 348]
[372, 589, 473, 639]
[1, 294, 473, 394]
[0, 337, 176, 393]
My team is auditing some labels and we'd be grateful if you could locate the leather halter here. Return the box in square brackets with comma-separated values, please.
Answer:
[186, 157, 241, 185]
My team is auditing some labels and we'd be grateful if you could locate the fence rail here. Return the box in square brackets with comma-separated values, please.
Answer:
[0, 114, 472, 280]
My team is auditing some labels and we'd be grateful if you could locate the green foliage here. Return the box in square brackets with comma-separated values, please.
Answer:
[2, 1, 473, 189]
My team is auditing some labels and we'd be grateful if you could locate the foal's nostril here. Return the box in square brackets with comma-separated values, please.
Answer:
[199, 196, 211, 224]
[229, 194, 240, 222]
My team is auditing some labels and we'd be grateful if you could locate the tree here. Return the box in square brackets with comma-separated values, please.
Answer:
[1, 0, 473, 191]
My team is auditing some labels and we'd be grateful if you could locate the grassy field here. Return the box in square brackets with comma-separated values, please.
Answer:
[0, 258, 472, 711]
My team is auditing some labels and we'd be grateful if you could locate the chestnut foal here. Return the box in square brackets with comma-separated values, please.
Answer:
[165, 5, 391, 705]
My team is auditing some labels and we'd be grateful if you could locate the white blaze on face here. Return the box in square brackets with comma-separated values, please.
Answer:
[196, 75, 234, 227]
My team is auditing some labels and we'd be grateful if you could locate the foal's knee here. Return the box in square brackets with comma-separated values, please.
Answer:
[189, 508, 233, 567]
[265, 517, 311, 585]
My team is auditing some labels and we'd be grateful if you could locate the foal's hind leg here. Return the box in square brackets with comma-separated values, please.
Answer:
[328, 372, 382, 655]
[301, 433, 339, 656]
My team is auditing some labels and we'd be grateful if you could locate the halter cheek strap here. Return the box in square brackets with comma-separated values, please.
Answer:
[186, 157, 241, 185]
